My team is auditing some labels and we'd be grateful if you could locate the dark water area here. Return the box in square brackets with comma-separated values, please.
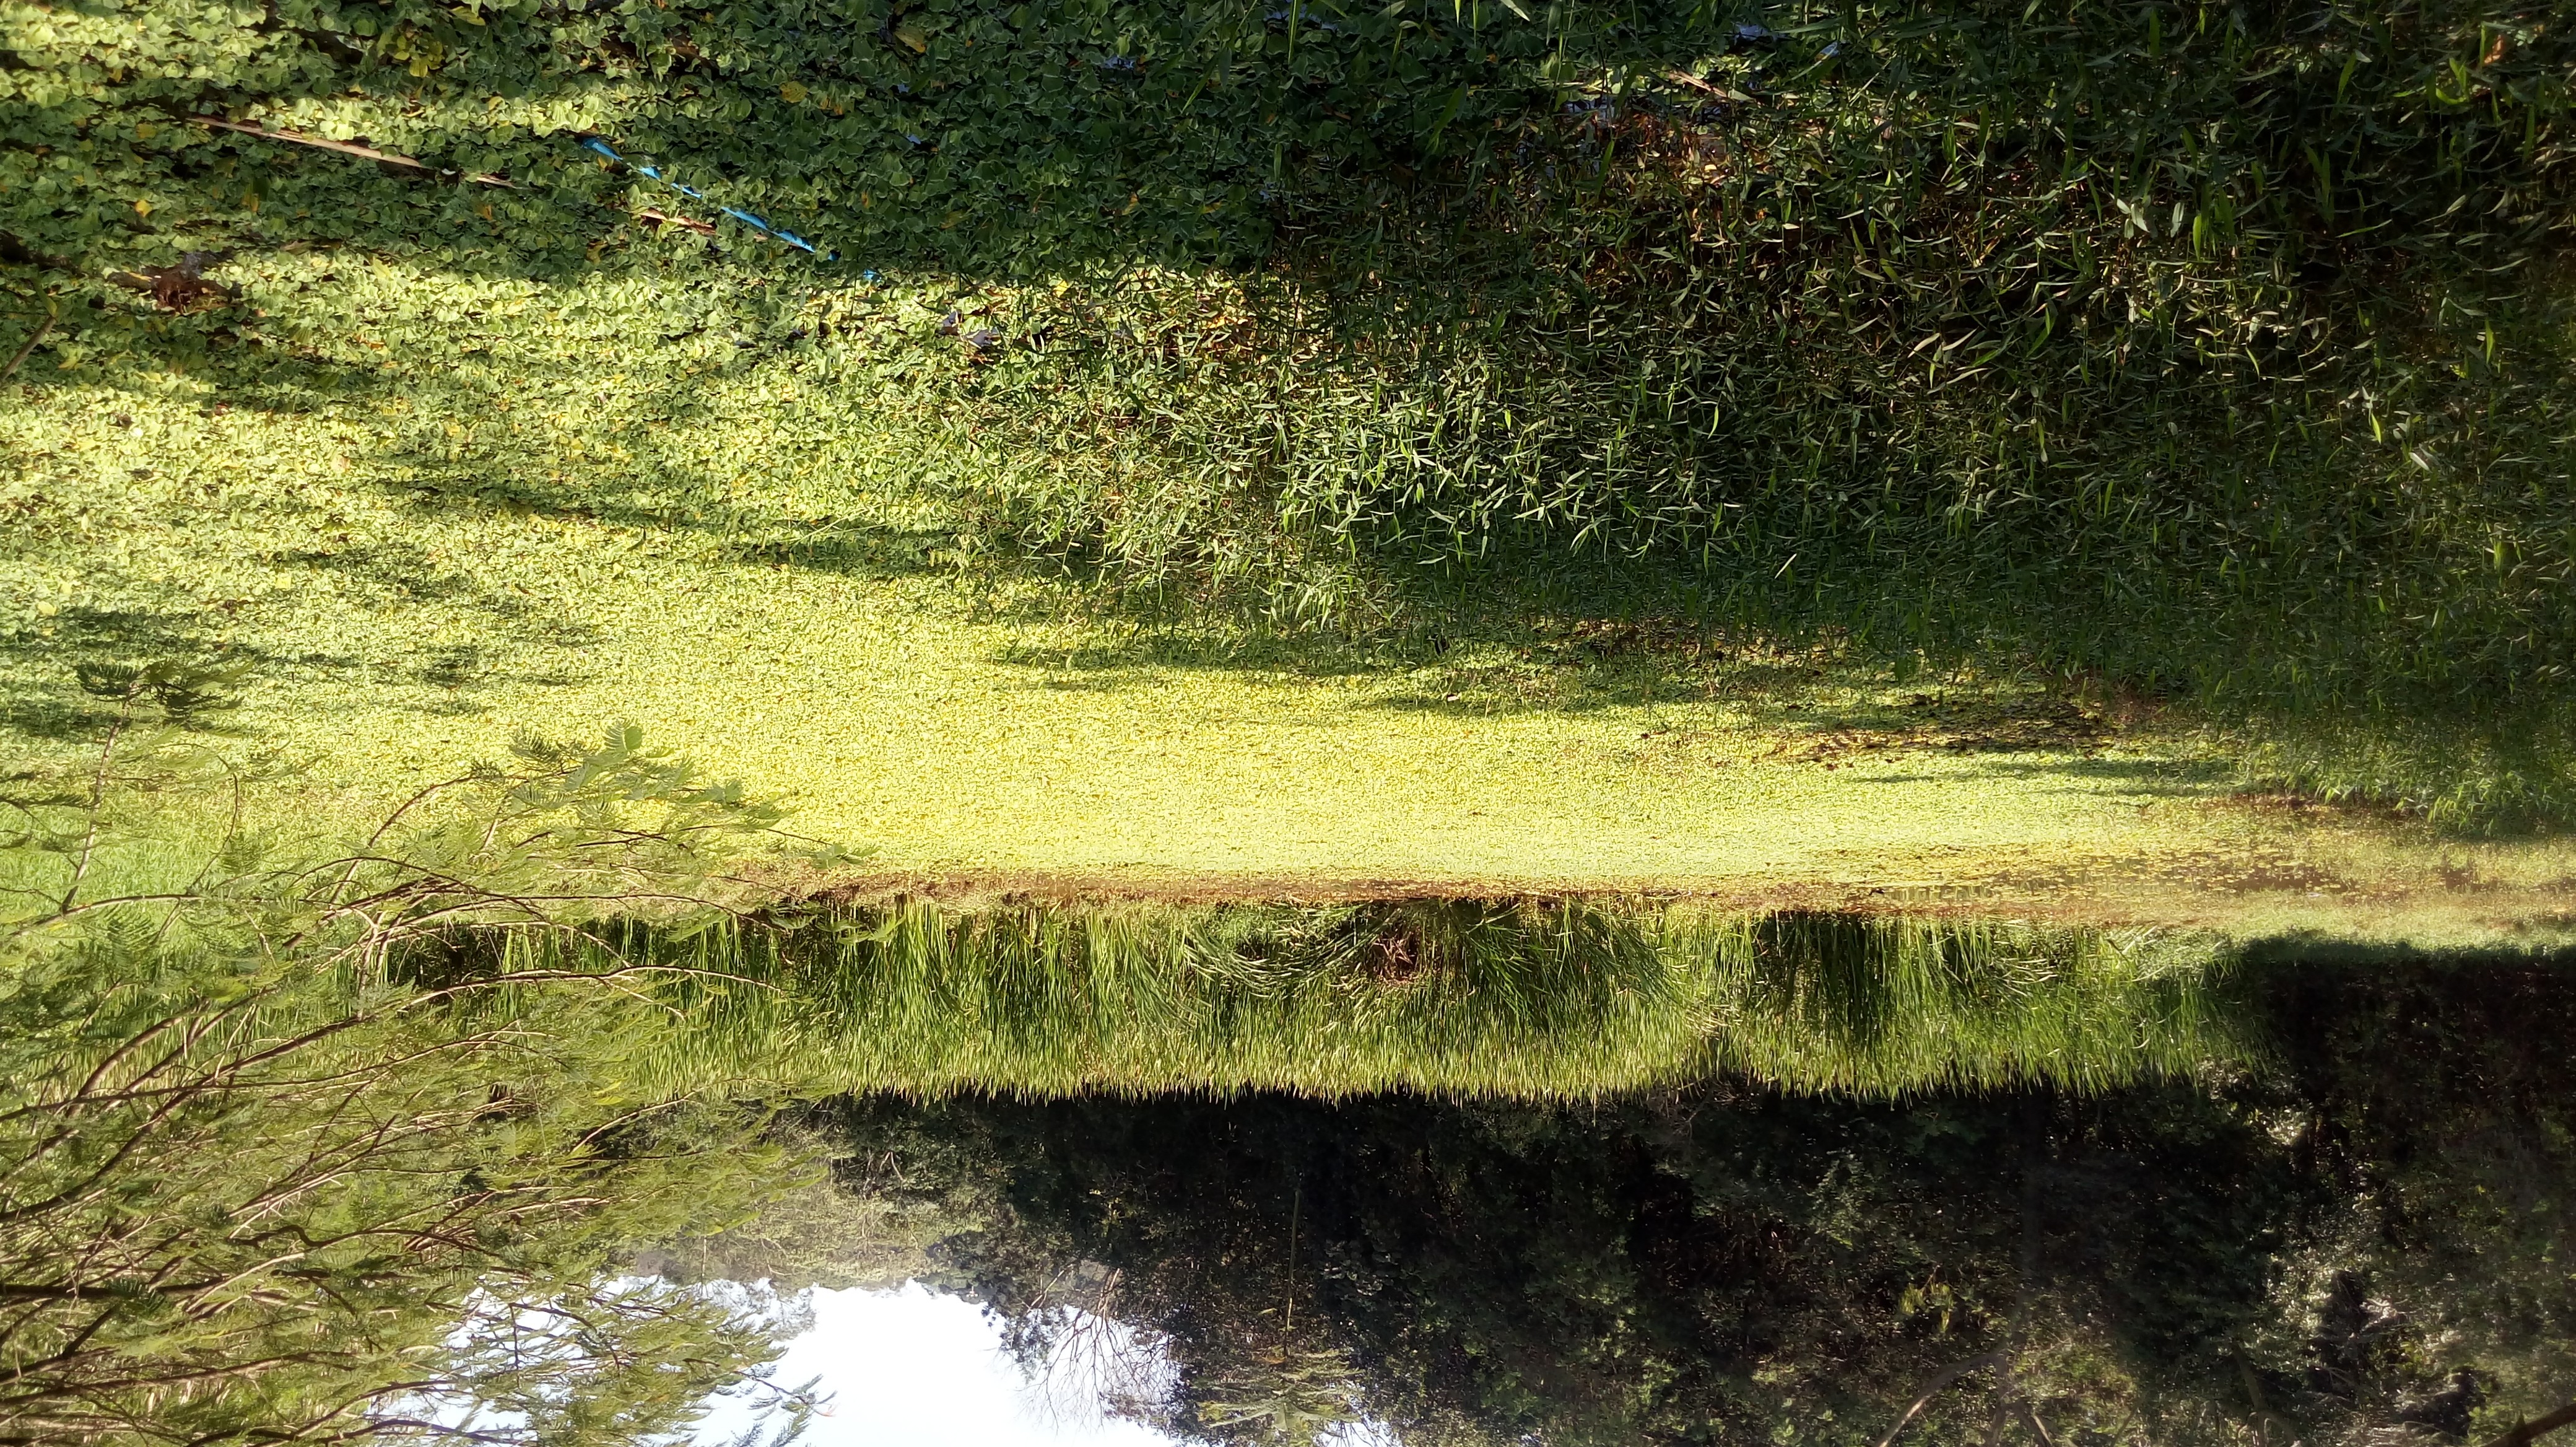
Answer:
[751, 958, 2576, 1447]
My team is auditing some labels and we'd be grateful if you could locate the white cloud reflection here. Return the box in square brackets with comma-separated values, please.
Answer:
[693, 1282, 1174, 1447]
[692, 1282, 1401, 1447]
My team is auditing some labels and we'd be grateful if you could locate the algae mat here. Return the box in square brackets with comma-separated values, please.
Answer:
[4, 278, 2572, 947]
[39, 561, 2562, 947]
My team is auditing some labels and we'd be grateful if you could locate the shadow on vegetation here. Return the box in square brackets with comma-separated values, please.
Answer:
[278, 538, 609, 643]
[0, 606, 275, 741]
[1909, 754, 2234, 797]
[241, 357, 965, 581]
[10, 0, 2575, 824]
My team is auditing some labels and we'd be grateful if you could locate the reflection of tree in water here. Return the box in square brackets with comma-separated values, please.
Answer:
[813, 960, 2576, 1447]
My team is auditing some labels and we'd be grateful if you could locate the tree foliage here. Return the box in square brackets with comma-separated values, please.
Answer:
[7, 0, 2569, 279]
[0, 712, 823, 1447]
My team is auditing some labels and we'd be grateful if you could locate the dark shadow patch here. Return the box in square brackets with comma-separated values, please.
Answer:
[285, 362, 959, 585]
[0, 693, 126, 741]
[0, 606, 268, 740]
[6, 605, 224, 660]
[264, 539, 606, 650]
[1941, 754, 2234, 796]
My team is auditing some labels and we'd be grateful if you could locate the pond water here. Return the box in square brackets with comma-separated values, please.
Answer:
[692, 1283, 1409, 1446]
[674, 953, 2574, 1447]
[689, 1284, 1182, 1447]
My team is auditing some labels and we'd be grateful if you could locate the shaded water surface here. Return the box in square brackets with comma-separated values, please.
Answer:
[684, 956, 2575, 1447]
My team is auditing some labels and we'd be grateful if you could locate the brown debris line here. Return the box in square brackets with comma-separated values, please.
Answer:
[635, 207, 716, 236]
[194, 116, 516, 186]
[192, 117, 717, 234]
[765, 857, 2576, 936]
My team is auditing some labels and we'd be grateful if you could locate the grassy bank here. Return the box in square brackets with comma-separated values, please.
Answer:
[0, 723, 2258, 1099]
[507, 899, 2254, 1098]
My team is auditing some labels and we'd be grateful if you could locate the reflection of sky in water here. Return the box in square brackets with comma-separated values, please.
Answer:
[693, 1282, 1167, 1446]
[693, 1282, 1402, 1447]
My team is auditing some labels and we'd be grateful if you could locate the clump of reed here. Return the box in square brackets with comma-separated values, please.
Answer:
[500, 899, 2251, 1099]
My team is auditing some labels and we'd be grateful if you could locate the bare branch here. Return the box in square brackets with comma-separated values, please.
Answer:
[2479, 1401, 2576, 1447]
[1875, 1352, 2009, 1447]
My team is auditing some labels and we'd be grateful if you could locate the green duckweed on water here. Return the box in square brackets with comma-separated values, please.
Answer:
[8, 0, 2576, 916]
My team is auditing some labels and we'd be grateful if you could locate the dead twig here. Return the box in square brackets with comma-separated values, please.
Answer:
[195, 118, 718, 235]
[1, 310, 50, 382]
[193, 118, 515, 186]
[1876, 1352, 2009, 1447]
[635, 208, 716, 237]
[2480, 1401, 2576, 1447]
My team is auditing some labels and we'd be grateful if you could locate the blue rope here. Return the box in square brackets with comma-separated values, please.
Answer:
[580, 136, 865, 272]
